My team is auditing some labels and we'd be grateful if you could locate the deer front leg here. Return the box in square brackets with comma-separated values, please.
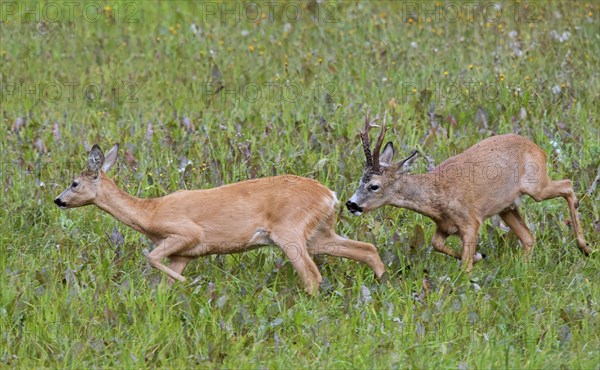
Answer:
[431, 230, 460, 259]
[165, 256, 192, 285]
[144, 237, 194, 282]
[432, 229, 485, 263]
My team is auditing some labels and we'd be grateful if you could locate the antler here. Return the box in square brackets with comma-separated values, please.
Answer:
[371, 111, 387, 174]
[360, 111, 375, 169]
[360, 110, 388, 174]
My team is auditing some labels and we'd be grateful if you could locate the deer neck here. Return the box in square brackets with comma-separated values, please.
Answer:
[94, 176, 153, 235]
[390, 173, 444, 222]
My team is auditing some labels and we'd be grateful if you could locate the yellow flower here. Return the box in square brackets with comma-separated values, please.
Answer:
[525, 75, 530, 80]
[443, 71, 449, 77]
[499, 74, 505, 81]
[468, 64, 473, 70]
[104, 5, 112, 12]
[248, 45, 255, 52]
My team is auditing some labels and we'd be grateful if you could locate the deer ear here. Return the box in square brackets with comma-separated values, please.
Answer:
[102, 144, 119, 172]
[87, 145, 104, 173]
[379, 142, 395, 166]
[396, 149, 419, 174]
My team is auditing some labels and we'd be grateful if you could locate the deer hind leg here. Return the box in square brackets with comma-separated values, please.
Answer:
[144, 237, 194, 282]
[525, 178, 591, 255]
[432, 229, 484, 263]
[308, 231, 386, 279]
[499, 208, 535, 259]
[270, 231, 322, 295]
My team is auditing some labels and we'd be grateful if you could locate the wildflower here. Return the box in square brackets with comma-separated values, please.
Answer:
[443, 71, 449, 77]
[468, 64, 473, 70]
[499, 74, 505, 81]
[248, 45, 255, 52]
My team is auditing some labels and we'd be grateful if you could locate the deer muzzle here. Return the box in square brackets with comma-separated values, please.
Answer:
[54, 197, 68, 208]
[345, 200, 363, 215]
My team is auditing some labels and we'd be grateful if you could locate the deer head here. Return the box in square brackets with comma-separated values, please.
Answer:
[346, 112, 418, 215]
[54, 144, 119, 209]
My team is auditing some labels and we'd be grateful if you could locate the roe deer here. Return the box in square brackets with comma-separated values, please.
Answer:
[54, 144, 385, 294]
[345, 112, 592, 274]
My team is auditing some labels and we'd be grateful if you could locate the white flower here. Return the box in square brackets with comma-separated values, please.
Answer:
[550, 30, 571, 43]
[552, 85, 562, 94]
[190, 23, 200, 36]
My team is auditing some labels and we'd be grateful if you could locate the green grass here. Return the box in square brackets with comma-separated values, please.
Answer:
[1, 0, 599, 368]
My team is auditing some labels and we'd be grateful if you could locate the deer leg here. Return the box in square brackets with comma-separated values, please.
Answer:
[460, 224, 480, 274]
[432, 229, 484, 263]
[144, 237, 194, 282]
[308, 233, 386, 279]
[499, 208, 535, 259]
[165, 256, 192, 285]
[271, 232, 322, 295]
[431, 229, 460, 259]
[526, 179, 591, 255]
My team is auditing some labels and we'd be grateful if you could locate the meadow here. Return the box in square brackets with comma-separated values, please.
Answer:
[1, 1, 599, 368]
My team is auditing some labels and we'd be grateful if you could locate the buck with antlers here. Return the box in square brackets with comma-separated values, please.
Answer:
[346, 112, 592, 273]
[54, 144, 386, 294]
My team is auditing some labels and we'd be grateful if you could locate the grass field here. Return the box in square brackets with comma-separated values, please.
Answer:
[1, 1, 599, 368]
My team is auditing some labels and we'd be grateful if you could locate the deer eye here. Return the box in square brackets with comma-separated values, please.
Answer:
[368, 184, 380, 191]
[71, 182, 79, 188]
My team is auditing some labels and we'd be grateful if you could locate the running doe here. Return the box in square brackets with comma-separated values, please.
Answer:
[55, 144, 385, 294]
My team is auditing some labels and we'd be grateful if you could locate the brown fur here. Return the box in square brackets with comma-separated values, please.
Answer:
[349, 133, 591, 274]
[55, 144, 385, 294]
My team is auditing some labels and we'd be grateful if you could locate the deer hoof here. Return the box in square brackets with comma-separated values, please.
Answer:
[378, 271, 391, 285]
[474, 253, 485, 263]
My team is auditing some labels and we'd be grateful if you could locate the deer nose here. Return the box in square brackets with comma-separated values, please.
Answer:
[345, 201, 363, 214]
[54, 198, 67, 207]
